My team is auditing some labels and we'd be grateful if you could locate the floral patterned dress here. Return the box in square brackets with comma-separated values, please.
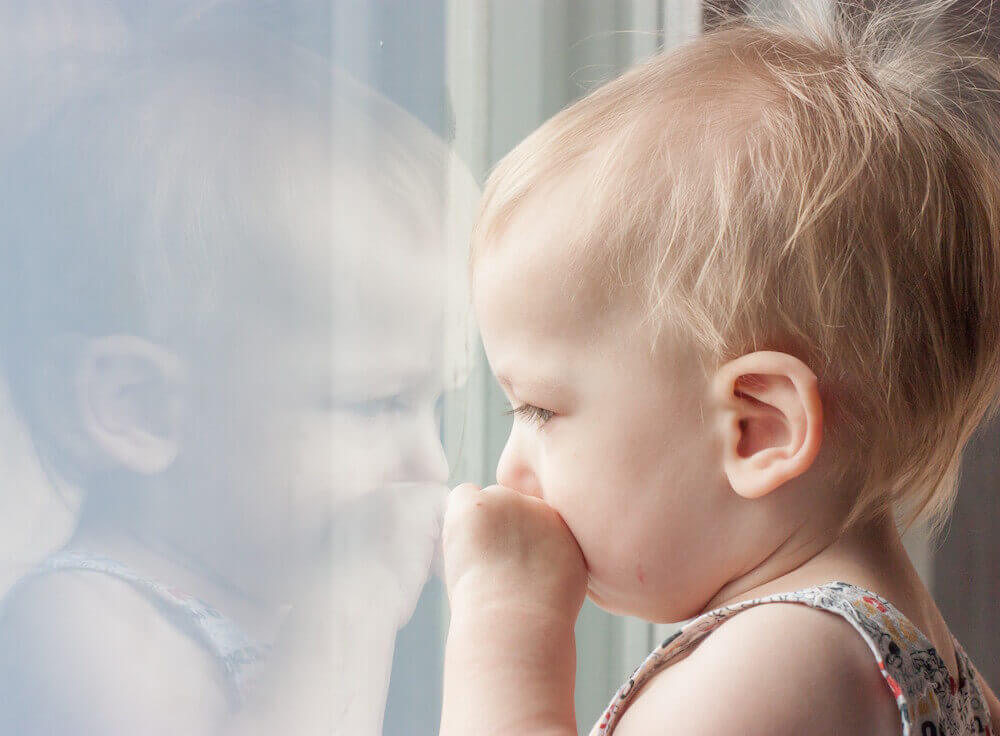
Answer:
[590, 581, 992, 736]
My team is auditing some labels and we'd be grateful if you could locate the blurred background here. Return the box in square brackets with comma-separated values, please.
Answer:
[0, 1, 995, 734]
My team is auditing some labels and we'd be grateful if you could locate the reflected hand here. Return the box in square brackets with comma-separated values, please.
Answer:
[328, 480, 449, 630]
[441, 483, 588, 623]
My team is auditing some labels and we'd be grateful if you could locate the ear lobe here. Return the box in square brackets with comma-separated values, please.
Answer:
[713, 351, 823, 500]
[75, 335, 189, 475]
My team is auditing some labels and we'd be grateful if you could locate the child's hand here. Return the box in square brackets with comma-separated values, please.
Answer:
[441, 483, 589, 623]
[439, 484, 584, 735]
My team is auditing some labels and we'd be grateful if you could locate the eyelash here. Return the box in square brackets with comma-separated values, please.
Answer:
[503, 403, 555, 427]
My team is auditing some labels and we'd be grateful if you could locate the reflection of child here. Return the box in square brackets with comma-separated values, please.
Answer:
[441, 3, 1000, 735]
[0, 26, 454, 736]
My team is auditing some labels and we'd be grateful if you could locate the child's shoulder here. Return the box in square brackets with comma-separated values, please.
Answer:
[0, 567, 230, 735]
[613, 602, 901, 736]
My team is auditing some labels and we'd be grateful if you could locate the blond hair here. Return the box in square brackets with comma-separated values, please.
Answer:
[470, 0, 1000, 537]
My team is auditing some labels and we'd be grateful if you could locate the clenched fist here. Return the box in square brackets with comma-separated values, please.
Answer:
[440, 483, 589, 624]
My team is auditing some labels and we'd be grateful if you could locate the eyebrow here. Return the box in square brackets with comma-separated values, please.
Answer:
[495, 373, 564, 394]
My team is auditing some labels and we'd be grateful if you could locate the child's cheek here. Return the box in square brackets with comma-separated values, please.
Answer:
[322, 406, 446, 508]
[537, 471, 602, 558]
[324, 411, 399, 506]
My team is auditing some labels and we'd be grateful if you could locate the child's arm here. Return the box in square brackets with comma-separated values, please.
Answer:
[439, 484, 589, 736]
[608, 603, 904, 736]
[441, 596, 578, 735]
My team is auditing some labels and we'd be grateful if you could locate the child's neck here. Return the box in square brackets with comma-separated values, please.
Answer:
[699, 510, 959, 683]
[701, 512, 921, 614]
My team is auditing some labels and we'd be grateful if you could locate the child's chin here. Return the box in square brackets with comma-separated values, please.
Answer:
[586, 583, 674, 621]
[585, 585, 624, 615]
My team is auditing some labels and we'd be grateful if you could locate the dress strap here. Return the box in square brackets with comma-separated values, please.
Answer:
[2, 549, 269, 708]
[591, 581, 992, 736]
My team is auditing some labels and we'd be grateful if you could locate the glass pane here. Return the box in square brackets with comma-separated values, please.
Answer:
[0, 2, 474, 734]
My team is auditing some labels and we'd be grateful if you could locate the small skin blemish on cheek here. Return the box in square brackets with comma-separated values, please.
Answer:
[636, 563, 645, 585]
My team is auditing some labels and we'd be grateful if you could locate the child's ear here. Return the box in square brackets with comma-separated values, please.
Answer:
[710, 351, 823, 500]
[73, 334, 189, 475]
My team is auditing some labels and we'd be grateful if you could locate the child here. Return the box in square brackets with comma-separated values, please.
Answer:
[0, 20, 456, 736]
[440, 2, 1000, 735]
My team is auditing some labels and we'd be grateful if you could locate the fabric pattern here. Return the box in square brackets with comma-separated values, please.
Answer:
[590, 580, 992, 736]
[1, 550, 269, 709]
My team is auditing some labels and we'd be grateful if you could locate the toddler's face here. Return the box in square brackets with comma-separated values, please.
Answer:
[472, 181, 740, 623]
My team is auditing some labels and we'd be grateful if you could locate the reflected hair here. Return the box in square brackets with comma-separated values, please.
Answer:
[469, 0, 1000, 537]
[0, 23, 450, 483]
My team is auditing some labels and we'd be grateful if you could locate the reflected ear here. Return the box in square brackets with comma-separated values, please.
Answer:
[75, 334, 189, 475]
[711, 351, 823, 500]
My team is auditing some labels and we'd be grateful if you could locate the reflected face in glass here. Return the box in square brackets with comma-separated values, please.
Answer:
[329, 176, 451, 501]
[10, 65, 456, 610]
[471, 174, 732, 624]
[175, 165, 450, 593]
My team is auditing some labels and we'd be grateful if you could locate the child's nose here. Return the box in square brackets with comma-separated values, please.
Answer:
[495, 434, 542, 499]
[407, 429, 449, 485]
[389, 408, 449, 485]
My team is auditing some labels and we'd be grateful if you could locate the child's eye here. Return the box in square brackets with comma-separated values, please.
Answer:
[502, 403, 554, 428]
